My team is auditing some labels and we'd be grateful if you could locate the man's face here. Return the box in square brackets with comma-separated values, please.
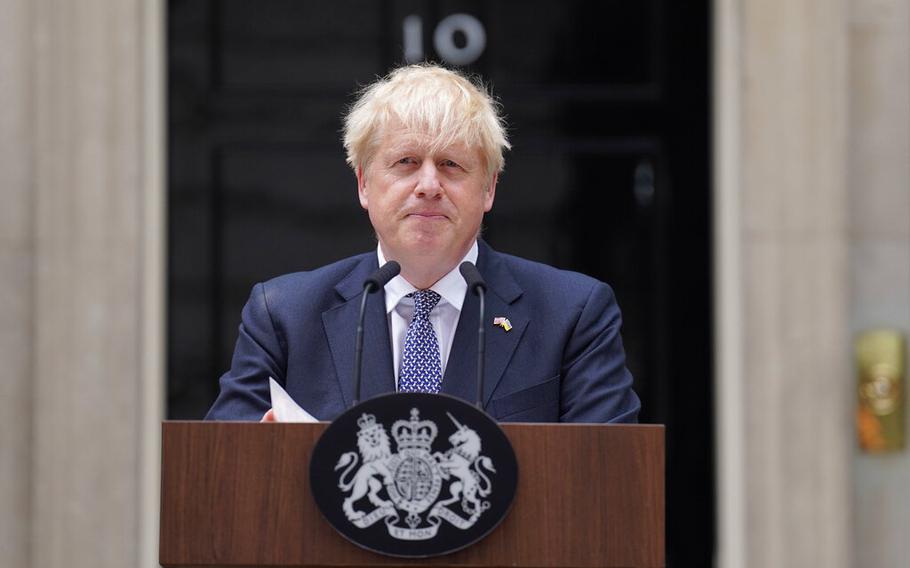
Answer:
[357, 127, 496, 278]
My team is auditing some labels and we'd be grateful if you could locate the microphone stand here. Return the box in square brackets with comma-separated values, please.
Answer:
[351, 288, 372, 408]
[475, 285, 486, 409]
[459, 261, 488, 409]
[352, 261, 400, 407]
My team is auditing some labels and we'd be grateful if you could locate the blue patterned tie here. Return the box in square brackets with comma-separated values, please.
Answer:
[398, 289, 442, 393]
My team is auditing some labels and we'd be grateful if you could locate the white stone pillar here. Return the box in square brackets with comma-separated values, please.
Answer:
[0, 0, 35, 566]
[0, 0, 164, 566]
[849, 1, 910, 566]
[715, 0, 853, 566]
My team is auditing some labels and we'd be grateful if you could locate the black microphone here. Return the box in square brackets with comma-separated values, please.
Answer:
[459, 262, 487, 408]
[363, 260, 402, 292]
[352, 261, 400, 407]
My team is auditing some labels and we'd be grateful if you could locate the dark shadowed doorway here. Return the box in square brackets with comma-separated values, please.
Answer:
[167, 1, 713, 564]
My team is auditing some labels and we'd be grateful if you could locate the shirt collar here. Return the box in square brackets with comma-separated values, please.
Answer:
[377, 241, 479, 314]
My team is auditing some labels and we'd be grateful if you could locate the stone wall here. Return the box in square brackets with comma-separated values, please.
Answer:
[849, 1, 910, 566]
[0, 0, 35, 565]
[0, 1, 163, 567]
[715, 0, 853, 566]
[1, 0, 907, 566]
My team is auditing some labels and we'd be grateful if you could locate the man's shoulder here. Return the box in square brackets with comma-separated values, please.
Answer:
[255, 252, 374, 308]
[485, 246, 609, 299]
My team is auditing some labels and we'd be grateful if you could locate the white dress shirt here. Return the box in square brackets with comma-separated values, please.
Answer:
[377, 241, 478, 388]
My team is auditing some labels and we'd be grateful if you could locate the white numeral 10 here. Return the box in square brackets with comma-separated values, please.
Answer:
[403, 13, 487, 66]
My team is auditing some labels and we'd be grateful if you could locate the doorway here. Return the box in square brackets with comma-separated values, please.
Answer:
[167, 1, 712, 563]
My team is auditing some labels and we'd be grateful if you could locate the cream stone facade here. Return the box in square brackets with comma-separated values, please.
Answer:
[714, 0, 852, 565]
[849, 1, 910, 566]
[0, 0, 906, 566]
[0, 0, 163, 567]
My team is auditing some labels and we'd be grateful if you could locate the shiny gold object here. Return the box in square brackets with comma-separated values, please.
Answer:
[856, 330, 905, 453]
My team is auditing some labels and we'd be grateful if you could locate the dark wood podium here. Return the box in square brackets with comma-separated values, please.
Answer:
[160, 422, 664, 567]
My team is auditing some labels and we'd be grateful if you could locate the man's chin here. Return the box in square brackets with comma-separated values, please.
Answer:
[381, 228, 474, 259]
[397, 238, 459, 262]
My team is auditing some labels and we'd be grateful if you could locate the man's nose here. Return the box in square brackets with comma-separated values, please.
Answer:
[414, 162, 442, 197]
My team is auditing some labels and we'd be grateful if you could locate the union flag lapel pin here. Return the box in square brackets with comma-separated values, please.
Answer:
[493, 317, 512, 332]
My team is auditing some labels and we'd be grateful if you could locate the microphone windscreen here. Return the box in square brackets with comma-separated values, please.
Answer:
[364, 261, 401, 291]
[459, 261, 487, 293]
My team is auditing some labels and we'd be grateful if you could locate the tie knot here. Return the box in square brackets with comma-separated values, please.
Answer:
[408, 289, 441, 320]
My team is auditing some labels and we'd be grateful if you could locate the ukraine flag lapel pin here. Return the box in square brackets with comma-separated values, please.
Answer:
[493, 317, 513, 332]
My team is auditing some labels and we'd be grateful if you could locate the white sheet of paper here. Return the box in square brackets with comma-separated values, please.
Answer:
[268, 377, 317, 422]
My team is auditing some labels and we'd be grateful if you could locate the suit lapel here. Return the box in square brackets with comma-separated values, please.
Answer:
[441, 242, 527, 409]
[322, 256, 396, 408]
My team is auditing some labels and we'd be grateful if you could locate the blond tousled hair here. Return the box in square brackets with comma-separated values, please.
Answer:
[343, 64, 510, 178]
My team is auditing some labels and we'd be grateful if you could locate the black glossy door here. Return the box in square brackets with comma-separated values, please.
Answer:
[168, 1, 712, 564]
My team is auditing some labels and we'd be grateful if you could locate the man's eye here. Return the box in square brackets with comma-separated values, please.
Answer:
[396, 157, 415, 165]
[441, 159, 460, 168]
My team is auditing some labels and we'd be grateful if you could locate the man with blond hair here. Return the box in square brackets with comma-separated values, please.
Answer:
[206, 64, 640, 423]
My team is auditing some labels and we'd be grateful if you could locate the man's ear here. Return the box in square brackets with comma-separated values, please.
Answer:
[483, 173, 498, 213]
[356, 166, 369, 209]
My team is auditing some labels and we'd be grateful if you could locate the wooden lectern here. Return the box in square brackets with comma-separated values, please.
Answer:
[160, 422, 664, 567]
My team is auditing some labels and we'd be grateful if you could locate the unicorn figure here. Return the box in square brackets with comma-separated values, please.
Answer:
[434, 412, 495, 516]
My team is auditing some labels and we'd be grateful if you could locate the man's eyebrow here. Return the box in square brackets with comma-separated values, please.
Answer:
[379, 139, 475, 162]
[381, 142, 423, 157]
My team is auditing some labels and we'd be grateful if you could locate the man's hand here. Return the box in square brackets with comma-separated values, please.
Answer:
[260, 409, 276, 422]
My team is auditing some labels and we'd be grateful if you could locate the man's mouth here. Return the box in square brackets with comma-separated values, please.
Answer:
[407, 211, 448, 220]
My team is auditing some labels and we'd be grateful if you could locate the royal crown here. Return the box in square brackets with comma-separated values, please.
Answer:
[392, 408, 438, 452]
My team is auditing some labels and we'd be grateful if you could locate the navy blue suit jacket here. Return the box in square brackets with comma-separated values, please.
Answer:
[205, 242, 640, 423]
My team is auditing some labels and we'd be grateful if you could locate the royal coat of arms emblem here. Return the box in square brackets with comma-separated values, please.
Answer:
[334, 408, 496, 540]
[310, 392, 517, 557]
